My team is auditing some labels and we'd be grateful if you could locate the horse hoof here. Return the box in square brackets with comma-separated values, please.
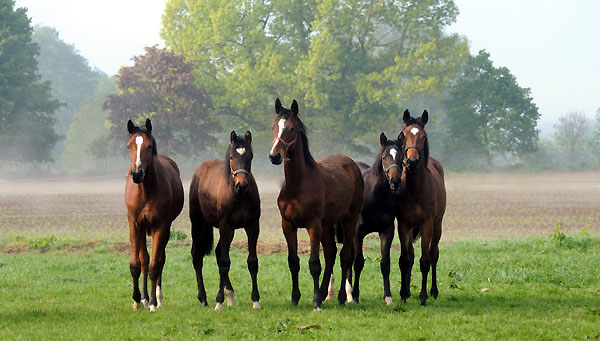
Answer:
[384, 296, 393, 305]
[215, 302, 223, 310]
[325, 294, 334, 302]
[252, 301, 261, 310]
[224, 288, 235, 306]
[140, 299, 148, 308]
[132, 301, 142, 311]
[313, 307, 322, 312]
[149, 305, 158, 312]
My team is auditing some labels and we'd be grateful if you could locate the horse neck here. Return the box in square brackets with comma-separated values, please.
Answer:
[283, 137, 312, 189]
[142, 157, 160, 192]
[404, 163, 427, 193]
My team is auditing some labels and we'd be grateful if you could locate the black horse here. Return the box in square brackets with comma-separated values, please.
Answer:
[352, 132, 403, 304]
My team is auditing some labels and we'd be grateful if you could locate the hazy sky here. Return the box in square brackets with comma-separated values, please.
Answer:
[14, 0, 600, 127]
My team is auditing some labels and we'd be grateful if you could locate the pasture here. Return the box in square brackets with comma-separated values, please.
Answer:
[1, 173, 600, 339]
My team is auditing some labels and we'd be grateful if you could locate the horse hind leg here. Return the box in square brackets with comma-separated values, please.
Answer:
[338, 215, 358, 306]
[352, 226, 368, 304]
[245, 222, 261, 309]
[430, 220, 442, 300]
[191, 218, 212, 306]
[318, 226, 337, 305]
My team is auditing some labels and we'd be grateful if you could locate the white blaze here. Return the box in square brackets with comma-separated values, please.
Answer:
[270, 118, 286, 155]
[390, 148, 398, 160]
[236, 147, 246, 155]
[410, 127, 419, 135]
[135, 136, 144, 169]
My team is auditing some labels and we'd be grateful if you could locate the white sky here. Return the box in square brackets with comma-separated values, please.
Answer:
[15, 0, 600, 127]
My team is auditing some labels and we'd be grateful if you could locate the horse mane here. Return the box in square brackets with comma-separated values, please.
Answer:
[371, 139, 401, 177]
[223, 134, 251, 183]
[277, 110, 316, 168]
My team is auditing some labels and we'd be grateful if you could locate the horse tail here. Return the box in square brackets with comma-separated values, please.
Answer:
[189, 174, 213, 256]
[335, 223, 344, 244]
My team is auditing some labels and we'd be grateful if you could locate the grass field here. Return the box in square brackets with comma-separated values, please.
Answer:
[1, 173, 599, 339]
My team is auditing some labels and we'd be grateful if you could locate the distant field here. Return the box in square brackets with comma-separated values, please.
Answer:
[1, 172, 598, 247]
[0, 173, 599, 339]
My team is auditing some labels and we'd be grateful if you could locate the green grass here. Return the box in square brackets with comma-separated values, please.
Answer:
[1, 235, 600, 340]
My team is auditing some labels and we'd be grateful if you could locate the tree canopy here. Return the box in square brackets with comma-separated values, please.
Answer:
[0, 0, 61, 163]
[444, 50, 540, 165]
[103, 46, 218, 157]
[162, 0, 468, 154]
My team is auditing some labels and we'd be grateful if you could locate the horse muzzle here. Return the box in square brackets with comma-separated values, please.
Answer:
[390, 178, 401, 192]
[269, 153, 282, 165]
[131, 169, 145, 184]
[234, 182, 249, 195]
[406, 158, 419, 172]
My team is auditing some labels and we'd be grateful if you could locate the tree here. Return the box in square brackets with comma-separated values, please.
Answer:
[161, 0, 468, 154]
[591, 108, 600, 165]
[32, 26, 102, 136]
[60, 75, 117, 171]
[444, 50, 540, 166]
[0, 0, 61, 163]
[103, 46, 218, 157]
[554, 110, 588, 165]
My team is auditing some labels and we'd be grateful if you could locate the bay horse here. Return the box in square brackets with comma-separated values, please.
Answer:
[269, 98, 364, 311]
[352, 132, 403, 305]
[189, 130, 261, 310]
[396, 109, 446, 306]
[125, 119, 184, 312]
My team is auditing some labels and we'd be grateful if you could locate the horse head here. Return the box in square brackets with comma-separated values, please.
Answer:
[228, 130, 253, 195]
[379, 132, 403, 191]
[127, 118, 157, 184]
[269, 98, 302, 165]
[399, 109, 429, 173]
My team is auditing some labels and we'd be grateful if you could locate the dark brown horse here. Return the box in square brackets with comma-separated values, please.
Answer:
[189, 131, 261, 310]
[396, 109, 446, 306]
[269, 99, 364, 311]
[125, 119, 184, 312]
[352, 132, 403, 305]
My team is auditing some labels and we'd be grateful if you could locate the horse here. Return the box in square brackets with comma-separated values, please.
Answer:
[124, 118, 184, 312]
[189, 130, 261, 310]
[352, 132, 403, 305]
[269, 98, 364, 311]
[396, 109, 446, 306]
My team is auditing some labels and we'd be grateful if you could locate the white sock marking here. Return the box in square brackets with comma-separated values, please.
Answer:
[252, 301, 261, 310]
[215, 302, 223, 310]
[410, 127, 419, 135]
[390, 148, 398, 160]
[269, 118, 286, 155]
[345, 279, 353, 303]
[224, 288, 235, 306]
[236, 147, 246, 155]
[384, 296, 393, 305]
[135, 136, 143, 169]
[156, 285, 163, 307]
[326, 274, 335, 302]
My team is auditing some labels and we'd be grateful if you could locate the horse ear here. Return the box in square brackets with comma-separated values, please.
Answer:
[230, 130, 237, 143]
[127, 120, 136, 135]
[245, 130, 252, 145]
[145, 118, 152, 133]
[275, 98, 282, 114]
[397, 132, 405, 145]
[380, 132, 387, 147]
[403, 110, 410, 125]
[421, 110, 428, 126]
[291, 100, 299, 115]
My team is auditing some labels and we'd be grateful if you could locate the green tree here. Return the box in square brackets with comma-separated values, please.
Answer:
[0, 0, 61, 163]
[103, 46, 218, 157]
[554, 110, 588, 166]
[444, 50, 540, 166]
[60, 75, 117, 171]
[591, 108, 600, 165]
[33, 26, 101, 135]
[161, 0, 468, 154]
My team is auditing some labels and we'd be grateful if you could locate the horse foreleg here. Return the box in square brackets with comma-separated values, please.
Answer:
[148, 227, 169, 312]
[245, 221, 261, 309]
[129, 222, 143, 311]
[139, 233, 149, 308]
[419, 218, 434, 306]
[352, 227, 368, 304]
[282, 219, 300, 306]
[398, 221, 414, 302]
[430, 219, 442, 300]
[379, 224, 394, 305]
[215, 225, 235, 310]
[319, 226, 336, 305]
[306, 221, 323, 311]
[339, 214, 358, 306]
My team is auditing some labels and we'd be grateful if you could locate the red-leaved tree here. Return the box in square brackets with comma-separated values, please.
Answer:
[103, 46, 218, 157]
